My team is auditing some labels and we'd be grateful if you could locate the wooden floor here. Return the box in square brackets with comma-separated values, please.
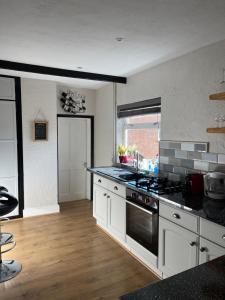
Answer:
[0, 200, 158, 300]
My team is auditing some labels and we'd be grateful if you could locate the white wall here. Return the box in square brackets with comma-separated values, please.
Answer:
[116, 39, 225, 154]
[21, 78, 59, 217]
[95, 83, 114, 166]
[57, 84, 96, 116]
[95, 39, 225, 167]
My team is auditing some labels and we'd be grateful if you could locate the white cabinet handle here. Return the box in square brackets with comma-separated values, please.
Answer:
[172, 213, 180, 219]
[189, 241, 196, 247]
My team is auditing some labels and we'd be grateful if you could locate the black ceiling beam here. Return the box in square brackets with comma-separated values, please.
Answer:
[0, 60, 127, 84]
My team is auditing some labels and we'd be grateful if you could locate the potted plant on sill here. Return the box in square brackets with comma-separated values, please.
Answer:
[127, 145, 137, 161]
[118, 145, 128, 163]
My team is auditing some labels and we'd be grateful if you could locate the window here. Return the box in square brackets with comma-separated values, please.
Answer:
[117, 98, 161, 173]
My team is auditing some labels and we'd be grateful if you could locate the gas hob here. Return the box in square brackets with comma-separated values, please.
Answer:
[128, 176, 184, 195]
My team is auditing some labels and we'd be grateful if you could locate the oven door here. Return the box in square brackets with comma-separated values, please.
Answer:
[126, 201, 158, 256]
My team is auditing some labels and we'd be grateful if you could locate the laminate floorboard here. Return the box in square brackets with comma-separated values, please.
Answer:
[0, 200, 158, 300]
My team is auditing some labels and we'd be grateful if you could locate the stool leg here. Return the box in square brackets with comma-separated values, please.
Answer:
[0, 221, 22, 283]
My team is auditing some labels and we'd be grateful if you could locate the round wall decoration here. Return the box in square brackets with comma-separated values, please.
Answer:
[60, 90, 86, 114]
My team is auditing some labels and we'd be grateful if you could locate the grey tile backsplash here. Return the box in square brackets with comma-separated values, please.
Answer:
[159, 140, 225, 179]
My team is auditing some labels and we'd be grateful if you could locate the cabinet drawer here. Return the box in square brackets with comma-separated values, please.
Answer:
[200, 218, 225, 248]
[94, 174, 109, 189]
[107, 180, 126, 198]
[159, 202, 198, 233]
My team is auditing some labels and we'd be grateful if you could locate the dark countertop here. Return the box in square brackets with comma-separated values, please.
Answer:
[88, 167, 225, 227]
[120, 255, 225, 300]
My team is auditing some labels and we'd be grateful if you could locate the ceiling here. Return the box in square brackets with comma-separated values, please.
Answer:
[0, 0, 225, 89]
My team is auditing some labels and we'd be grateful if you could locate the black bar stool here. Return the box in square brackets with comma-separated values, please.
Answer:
[0, 187, 22, 283]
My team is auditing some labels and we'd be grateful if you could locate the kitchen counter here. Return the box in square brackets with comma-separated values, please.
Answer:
[88, 167, 225, 227]
[120, 255, 225, 300]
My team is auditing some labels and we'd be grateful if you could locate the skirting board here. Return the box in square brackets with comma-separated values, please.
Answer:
[23, 204, 60, 217]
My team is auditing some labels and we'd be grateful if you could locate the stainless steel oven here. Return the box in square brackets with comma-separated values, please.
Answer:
[126, 188, 158, 256]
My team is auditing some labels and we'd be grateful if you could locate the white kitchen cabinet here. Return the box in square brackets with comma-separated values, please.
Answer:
[159, 202, 198, 233]
[107, 191, 126, 242]
[93, 184, 108, 227]
[199, 237, 225, 265]
[159, 217, 198, 277]
[93, 177, 126, 243]
[200, 217, 225, 248]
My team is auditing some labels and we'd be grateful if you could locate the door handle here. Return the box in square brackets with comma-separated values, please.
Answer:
[103, 193, 107, 197]
[98, 179, 101, 183]
[222, 234, 225, 240]
[114, 186, 118, 191]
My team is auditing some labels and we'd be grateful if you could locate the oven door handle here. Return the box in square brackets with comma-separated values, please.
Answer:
[126, 200, 157, 215]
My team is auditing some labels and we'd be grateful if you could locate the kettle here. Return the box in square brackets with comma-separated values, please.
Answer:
[204, 172, 225, 200]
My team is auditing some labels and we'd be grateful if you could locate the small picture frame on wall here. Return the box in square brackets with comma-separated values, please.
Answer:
[33, 121, 48, 141]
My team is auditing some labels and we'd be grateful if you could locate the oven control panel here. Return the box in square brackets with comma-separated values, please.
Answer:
[126, 188, 158, 210]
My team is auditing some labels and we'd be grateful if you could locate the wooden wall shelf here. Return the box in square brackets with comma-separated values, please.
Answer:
[209, 92, 225, 100]
[207, 127, 225, 133]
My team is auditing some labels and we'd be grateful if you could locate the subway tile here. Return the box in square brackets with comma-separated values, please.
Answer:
[168, 157, 181, 166]
[181, 142, 195, 151]
[202, 153, 218, 163]
[160, 149, 175, 157]
[175, 150, 188, 159]
[218, 154, 225, 164]
[180, 159, 194, 169]
[169, 142, 181, 150]
[194, 160, 209, 172]
[185, 168, 201, 175]
[208, 163, 218, 172]
[159, 141, 170, 149]
[173, 166, 187, 175]
[212, 164, 225, 172]
[159, 163, 165, 172]
[168, 173, 181, 181]
[159, 156, 169, 164]
[163, 164, 174, 172]
[160, 141, 181, 150]
[194, 143, 208, 153]
[187, 151, 202, 160]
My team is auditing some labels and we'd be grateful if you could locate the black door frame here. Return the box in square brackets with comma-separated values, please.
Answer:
[57, 114, 94, 201]
[0, 74, 24, 218]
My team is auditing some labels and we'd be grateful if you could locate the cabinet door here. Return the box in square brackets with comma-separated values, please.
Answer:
[107, 192, 126, 241]
[159, 217, 198, 277]
[199, 237, 225, 265]
[93, 184, 108, 226]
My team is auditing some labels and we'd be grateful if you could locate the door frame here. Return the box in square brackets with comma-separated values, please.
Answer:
[57, 114, 94, 201]
[0, 74, 24, 218]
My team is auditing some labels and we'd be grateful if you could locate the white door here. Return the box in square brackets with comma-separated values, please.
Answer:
[0, 77, 18, 217]
[158, 217, 198, 277]
[199, 237, 225, 264]
[58, 117, 91, 202]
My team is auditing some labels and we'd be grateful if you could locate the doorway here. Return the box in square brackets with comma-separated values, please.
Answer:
[57, 115, 94, 203]
[0, 75, 24, 218]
